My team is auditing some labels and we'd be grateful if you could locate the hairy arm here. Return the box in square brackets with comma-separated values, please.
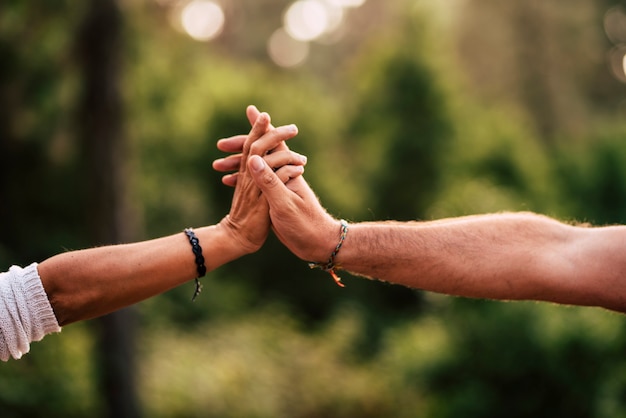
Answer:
[336, 213, 626, 312]
[245, 155, 626, 313]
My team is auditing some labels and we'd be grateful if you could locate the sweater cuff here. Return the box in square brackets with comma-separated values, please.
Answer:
[0, 263, 61, 361]
[23, 263, 62, 339]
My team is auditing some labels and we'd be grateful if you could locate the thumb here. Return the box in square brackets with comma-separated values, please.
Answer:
[248, 155, 286, 201]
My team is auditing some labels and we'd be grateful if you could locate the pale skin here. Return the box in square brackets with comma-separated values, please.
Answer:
[38, 111, 306, 326]
[216, 106, 626, 314]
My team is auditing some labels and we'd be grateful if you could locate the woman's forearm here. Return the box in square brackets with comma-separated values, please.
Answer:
[38, 223, 241, 326]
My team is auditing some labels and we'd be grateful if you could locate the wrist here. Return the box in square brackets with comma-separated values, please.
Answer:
[216, 215, 264, 257]
[308, 219, 349, 287]
[310, 218, 346, 263]
[193, 223, 249, 271]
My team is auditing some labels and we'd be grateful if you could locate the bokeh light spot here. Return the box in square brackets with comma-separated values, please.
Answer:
[181, 0, 225, 41]
[268, 28, 310, 68]
[284, 0, 331, 42]
[604, 6, 626, 45]
[608, 46, 626, 83]
[326, 0, 366, 7]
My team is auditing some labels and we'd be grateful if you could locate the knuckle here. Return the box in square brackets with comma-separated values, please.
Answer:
[249, 141, 262, 155]
[261, 170, 279, 187]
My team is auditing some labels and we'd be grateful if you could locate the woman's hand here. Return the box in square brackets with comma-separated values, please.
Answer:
[216, 110, 306, 255]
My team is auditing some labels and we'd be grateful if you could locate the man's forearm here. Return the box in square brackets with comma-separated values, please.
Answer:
[335, 213, 626, 311]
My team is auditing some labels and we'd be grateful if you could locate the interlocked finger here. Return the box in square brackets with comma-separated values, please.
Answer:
[274, 165, 305, 185]
[264, 150, 307, 172]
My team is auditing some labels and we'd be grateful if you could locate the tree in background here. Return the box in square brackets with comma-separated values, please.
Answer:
[76, 0, 141, 416]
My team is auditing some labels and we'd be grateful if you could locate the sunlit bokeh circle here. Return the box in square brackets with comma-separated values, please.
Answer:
[321, 1, 345, 35]
[608, 46, 626, 83]
[267, 28, 310, 68]
[284, 0, 331, 42]
[604, 6, 626, 45]
[181, 0, 225, 41]
[326, 0, 366, 7]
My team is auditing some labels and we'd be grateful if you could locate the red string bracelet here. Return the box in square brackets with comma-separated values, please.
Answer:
[308, 219, 349, 287]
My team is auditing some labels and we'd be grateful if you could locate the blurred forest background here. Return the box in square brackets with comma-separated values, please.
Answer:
[2, 0, 626, 417]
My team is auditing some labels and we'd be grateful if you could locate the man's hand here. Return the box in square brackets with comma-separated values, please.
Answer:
[247, 153, 342, 263]
[218, 112, 305, 254]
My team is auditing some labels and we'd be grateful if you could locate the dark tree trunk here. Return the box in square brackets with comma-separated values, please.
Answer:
[76, 1, 141, 417]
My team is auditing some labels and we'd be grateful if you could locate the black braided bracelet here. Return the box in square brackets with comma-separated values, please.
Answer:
[184, 228, 206, 301]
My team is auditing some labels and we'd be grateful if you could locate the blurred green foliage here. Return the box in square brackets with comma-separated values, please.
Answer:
[2, 0, 626, 417]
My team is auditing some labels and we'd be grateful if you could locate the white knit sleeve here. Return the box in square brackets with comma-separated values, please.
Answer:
[0, 263, 62, 361]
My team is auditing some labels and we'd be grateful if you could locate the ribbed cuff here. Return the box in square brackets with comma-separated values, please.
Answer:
[22, 263, 61, 340]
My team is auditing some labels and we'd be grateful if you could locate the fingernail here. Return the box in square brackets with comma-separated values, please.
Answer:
[299, 154, 307, 164]
[289, 124, 298, 133]
[250, 155, 265, 172]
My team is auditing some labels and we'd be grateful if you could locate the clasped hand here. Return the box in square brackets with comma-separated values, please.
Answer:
[214, 105, 343, 265]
